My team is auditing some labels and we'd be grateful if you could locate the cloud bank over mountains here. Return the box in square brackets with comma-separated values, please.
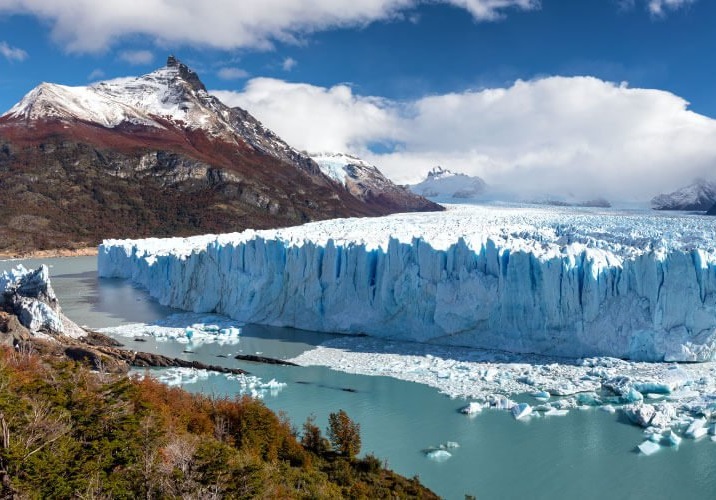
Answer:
[216, 75, 716, 201]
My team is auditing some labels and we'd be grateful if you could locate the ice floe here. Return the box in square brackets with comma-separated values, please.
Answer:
[289, 335, 716, 455]
[99, 312, 242, 346]
[134, 367, 286, 398]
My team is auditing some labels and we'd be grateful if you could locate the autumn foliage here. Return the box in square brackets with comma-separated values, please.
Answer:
[0, 347, 437, 498]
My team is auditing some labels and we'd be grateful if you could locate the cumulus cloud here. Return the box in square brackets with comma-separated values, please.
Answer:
[214, 76, 716, 201]
[118, 49, 154, 65]
[217, 67, 250, 80]
[0, 1, 539, 53]
[281, 57, 297, 71]
[0, 41, 27, 61]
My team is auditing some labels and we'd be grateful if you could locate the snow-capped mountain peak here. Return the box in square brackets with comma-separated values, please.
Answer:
[410, 166, 487, 199]
[426, 165, 458, 180]
[651, 178, 716, 211]
[2, 57, 322, 173]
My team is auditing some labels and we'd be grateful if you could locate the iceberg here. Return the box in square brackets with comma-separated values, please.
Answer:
[511, 403, 532, 420]
[638, 440, 661, 456]
[425, 449, 452, 462]
[99, 204, 716, 362]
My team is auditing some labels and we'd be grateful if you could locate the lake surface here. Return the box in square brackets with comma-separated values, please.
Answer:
[3, 256, 715, 499]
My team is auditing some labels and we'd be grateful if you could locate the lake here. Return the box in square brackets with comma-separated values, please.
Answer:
[3, 256, 715, 499]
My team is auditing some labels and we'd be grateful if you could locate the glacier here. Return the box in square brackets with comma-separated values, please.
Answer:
[98, 204, 716, 362]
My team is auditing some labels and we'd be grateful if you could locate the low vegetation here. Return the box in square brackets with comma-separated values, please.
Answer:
[0, 347, 437, 498]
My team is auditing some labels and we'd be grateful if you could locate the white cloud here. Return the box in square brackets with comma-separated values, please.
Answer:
[0, 41, 27, 61]
[648, 0, 695, 16]
[217, 67, 250, 80]
[0, 1, 539, 53]
[118, 49, 154, 65]
[87, 68, 105, 80]
[282, 57, 297, 71]
[214, 76, 716, 201]
[213, 78, 401, 154]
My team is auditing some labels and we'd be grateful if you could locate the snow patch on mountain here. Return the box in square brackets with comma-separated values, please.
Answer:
[99, 204, 716, 362]
[651, 178, 716, 211]
[310, 152, 377, 185]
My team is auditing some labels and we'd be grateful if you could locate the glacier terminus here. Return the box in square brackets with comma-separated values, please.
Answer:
[98, 204, 716, 362]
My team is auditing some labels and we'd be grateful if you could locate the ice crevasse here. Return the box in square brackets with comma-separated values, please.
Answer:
[98, 205, 716, 362]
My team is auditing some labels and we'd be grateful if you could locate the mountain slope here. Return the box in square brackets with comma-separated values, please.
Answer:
[0, 57, 441, 254]
[651, 178, 716, 211]
[310, 152, 439, 212]
[409, 166, 487, 199]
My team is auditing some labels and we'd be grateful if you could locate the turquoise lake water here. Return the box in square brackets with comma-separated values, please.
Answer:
[3, 256, 716, 499]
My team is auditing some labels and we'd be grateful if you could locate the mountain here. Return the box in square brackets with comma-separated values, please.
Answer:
[708, 203, 716, 216]
[651, 178, 716, 211]
[0, 57, 441, 254]
[409, 166, 487, 199]
[310, 152, 438, 212]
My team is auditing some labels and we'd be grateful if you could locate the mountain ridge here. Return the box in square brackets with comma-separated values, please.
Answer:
[0, 57, 441, 253]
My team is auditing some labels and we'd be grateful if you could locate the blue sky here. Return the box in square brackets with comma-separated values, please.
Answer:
[0, 0, 714, 199]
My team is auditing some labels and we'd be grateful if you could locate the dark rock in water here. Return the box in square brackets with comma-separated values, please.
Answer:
[234, 354, 299, 366]
[133, 337, 147, 342]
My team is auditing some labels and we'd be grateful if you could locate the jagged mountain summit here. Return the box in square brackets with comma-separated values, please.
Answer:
[651, 178, 716, 211]
[409, 166, 487, 199]
[310, 152, 438, 212]
[0, 57, 441, 253]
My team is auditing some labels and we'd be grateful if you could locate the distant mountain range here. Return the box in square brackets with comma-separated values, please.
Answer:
[0, 56, 440, 253]
[409, 166, 487, 199]
[651, 178, 716, 212]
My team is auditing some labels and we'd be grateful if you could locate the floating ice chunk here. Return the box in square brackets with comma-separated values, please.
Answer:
[532, 390, 551, 402]
[544, 409, 569, 417]
[624, 404, 656, 428]
[685, 418, 708, 439]
[487, 395, 514, 410]
[648, 432, 663, 443]
[600, 405, 616, 414]
[460, 402, 483, 415]
[622, 388, 644, 403]
[512, 403, 532, 420]
[663, 430, 682, 447]
[645, 393, 666, 400]
[576, 392, 601, 406]
[634, 382, 672, 395]
[649, 403, 677, 429]
[426, 449, 452, 462]
[445, 441, 460, 449]
[638, 440, 661, 456]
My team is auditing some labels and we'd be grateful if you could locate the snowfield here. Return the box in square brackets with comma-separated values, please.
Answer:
[99, 204, 716, 362]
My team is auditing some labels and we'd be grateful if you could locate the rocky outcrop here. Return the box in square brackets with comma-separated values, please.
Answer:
[0, 265, 248, 376]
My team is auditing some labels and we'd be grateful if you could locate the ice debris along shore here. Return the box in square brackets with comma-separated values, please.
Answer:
[99, 313, 242, 346]
[288, 336, 716, 455]
[1, 264, 85, 338]
[99, 204, 716, 362]
[136, 367, 286, 398]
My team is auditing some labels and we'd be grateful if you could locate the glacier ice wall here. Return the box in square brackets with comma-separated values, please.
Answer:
[98, 205, 716, 362]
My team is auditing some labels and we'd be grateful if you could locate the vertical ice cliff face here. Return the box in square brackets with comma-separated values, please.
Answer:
[98, 205, 716, 362]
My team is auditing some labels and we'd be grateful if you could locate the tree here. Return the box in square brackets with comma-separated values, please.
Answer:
[301, 415, 329, 455]
[327, 410, 361, 458]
